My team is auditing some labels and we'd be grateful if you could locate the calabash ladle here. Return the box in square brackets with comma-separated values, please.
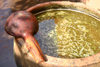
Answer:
[5, 11, 46, 63]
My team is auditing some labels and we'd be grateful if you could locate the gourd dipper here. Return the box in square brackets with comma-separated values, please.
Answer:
[5, 11, 46, 63]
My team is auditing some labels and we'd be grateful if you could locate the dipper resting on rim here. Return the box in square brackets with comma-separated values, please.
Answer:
[5, 11, 46, 63]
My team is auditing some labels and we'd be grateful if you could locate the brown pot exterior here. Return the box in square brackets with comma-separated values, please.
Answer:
[14, 1, 100, 67]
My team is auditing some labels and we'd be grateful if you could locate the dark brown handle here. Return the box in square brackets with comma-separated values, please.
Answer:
[24, 34, 46, 63]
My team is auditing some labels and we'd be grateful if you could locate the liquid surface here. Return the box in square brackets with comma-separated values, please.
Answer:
[35, 9, 100, 58]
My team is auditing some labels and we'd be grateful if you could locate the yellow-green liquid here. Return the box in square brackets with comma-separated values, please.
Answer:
[36, 9, 100, 58]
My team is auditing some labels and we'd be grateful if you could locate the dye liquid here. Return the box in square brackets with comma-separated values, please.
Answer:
[35, 9, 100, 58]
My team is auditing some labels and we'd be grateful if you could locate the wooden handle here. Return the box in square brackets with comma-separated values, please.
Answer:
[24, 34, 45, 63]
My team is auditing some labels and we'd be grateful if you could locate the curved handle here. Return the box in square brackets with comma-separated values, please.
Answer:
[24, 34, 46, 63]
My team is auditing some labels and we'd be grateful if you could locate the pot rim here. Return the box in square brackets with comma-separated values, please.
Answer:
[15, 1, 100, 67]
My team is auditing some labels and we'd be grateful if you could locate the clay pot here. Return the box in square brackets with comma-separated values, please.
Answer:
[14, 1, 100, 67]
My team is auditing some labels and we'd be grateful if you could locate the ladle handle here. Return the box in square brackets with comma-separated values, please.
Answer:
[24, 34, 45, 63]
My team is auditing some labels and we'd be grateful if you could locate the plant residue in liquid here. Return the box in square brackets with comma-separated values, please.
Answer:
[35, 9, 100, 58]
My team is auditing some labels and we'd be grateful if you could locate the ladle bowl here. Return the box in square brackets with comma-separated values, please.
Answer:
[14, 1, 100, 67]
